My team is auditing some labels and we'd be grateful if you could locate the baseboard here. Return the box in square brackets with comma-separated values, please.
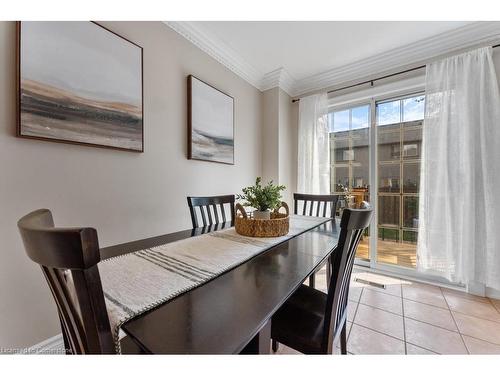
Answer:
[465, 283, 500, 299]
[353, 264, 466, 292]
[354, 264, 500, 301]
[27, 334, 65, 354]
[486, 287, 500, 300]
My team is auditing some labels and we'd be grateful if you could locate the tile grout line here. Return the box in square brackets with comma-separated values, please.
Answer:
[347, 287, 363, 344]
[441, 286, 470, 354]
[490, 299, 500, 314]
[360, 284, 463, 332]
[351, 298, 408, 351]
[404, 342, 440, 355]
[442, 291, 500, 323]
[352, 313, 464, 354]
[404, 316, 458, 334]
[449, 312, 500, 347]
[460, 333, 500, 349]
[357, 298, 471, 336]
[351, 273, 500, 353]
[401, 282, 408, 354]
[405, 314, 500, 348]
[450, 310, 500, 325]
[445, 291, 495, 306]
[402, 296, 449, 311]
[443, 290, 500, 312]
[488, 298, 500, 314]
[402, 292, 500, 324]
[357, 300, 403, 317]
[351, 322, 405, 346]
[406, 297, 500, 325]
[366, 285, 452, 311]
[359, 288, 468, 353]
[352, 286, 408, 354]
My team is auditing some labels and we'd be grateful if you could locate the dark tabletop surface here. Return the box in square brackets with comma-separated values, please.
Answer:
[99, 219, 339, 354]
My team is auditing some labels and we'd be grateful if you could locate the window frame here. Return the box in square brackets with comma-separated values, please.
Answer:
[327, 79, 459, 283]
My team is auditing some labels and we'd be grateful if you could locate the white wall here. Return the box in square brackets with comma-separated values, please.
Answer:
[278, 89, 297, 206]
[0, 21, 263, 348]
[261, 87, 297, 206]
[261, 87, 279, 184]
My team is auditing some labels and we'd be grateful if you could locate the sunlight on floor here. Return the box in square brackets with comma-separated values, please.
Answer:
[356, 239, 417, 268]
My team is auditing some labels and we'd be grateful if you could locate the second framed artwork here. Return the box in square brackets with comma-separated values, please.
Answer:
[188, 75, 234, 165]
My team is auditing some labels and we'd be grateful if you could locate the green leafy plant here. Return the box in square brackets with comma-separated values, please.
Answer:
[237, 177, 286, 212]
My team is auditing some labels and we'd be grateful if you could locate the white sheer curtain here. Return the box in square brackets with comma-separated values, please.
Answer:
[297, 93, 330, 194]
[418, 47, 500, 291]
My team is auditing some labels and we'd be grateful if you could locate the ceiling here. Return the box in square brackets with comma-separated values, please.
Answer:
[196, 21, 470, 80]
[166, 21, 500, 96]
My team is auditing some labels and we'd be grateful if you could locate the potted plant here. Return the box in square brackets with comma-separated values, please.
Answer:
[237, 177, 286, 220]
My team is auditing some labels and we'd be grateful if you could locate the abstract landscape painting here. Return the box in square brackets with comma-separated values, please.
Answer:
[18, 22, 143, 151]
[188, 75, 234, 164]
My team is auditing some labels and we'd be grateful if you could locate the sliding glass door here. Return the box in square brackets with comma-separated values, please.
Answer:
[329, 92, 425, 271]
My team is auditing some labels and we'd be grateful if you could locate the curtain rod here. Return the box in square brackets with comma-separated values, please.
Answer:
[291, 43, 500, 103]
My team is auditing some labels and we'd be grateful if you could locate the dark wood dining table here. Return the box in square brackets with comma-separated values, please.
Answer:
[99, 218, 340, 354]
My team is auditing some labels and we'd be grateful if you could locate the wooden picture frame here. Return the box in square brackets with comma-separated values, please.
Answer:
[17, 21, 144, 152]
[188, 75, 234, 165]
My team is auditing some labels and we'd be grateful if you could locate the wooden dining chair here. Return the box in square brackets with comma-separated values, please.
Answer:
[294, 193, 339, 288]
[271, 207, 373, 354]
[187, 195, 236, 228]
[17, 209, 140, 354]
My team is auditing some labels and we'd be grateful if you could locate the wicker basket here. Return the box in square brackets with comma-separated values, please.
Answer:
[235, 202, 290, 237]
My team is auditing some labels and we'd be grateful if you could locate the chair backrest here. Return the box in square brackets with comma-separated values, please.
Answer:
[293, 193, 339, 218]
[17, 209, 115, 354]
[322, 207, 373, 352]
[187, 195, 236, 228]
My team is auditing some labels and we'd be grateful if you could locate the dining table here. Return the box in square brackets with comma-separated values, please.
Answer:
[99, 218, 340, 354]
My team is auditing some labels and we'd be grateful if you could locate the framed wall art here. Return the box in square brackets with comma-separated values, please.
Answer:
[188, 75, 234, 164]
[17, 21, 144, 152]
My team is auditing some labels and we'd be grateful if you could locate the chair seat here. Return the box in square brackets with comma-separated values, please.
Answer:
[272, 207, 373, 355]
[271, 284, 327, 354]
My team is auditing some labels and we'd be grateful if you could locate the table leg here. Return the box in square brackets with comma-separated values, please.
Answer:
[240, 320, 271, 354]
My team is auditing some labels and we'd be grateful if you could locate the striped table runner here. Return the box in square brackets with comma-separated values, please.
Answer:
[99, 215, 330, 352]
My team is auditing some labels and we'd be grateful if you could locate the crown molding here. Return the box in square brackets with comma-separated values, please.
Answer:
[164, 21, 263, 90]
[260, 67, 295, 95]
[165, 21, 294, 94]
[164, 21, 500, 98]
[292, 22, 500, 97]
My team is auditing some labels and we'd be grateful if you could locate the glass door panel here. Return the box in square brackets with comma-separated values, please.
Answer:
[375, 94, 424, 269]
[330, 93, 424, 269]
[329, 104, 370, 261]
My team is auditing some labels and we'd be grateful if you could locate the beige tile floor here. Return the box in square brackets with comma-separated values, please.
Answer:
[275, 267, 500, 355]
